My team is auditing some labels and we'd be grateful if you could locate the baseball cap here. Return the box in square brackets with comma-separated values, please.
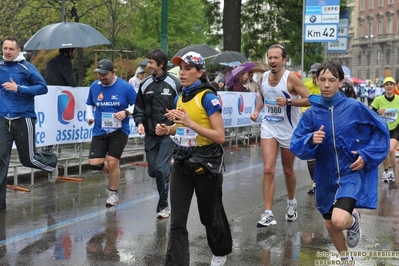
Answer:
[383, 77, 395, 85]
[309, 63, 320, 73]
[136, 67, 145, 74]
[94, 59, 114, 74]
[171, 51, 205, 70]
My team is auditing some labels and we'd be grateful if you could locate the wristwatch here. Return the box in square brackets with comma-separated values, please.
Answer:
[125, 110, 130, 116]
[287, 98, 292, 106]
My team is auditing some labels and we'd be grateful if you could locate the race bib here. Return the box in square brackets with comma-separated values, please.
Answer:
[263, 99, 284, 122]
[170, 127, 198, 147]
[101, 112, 122, 129]
[382, 108, 398, 123]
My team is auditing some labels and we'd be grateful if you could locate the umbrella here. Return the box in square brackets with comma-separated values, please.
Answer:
[24, 21, 111, 50]
[252, 61, 269, 73]
[220, 61, 241, 67]
[225, 62, 255, 87]
[174, 44, 219, 58]
[208, 51, 248, 65]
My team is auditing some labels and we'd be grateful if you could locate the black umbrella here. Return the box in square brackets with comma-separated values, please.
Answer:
[24, 22, 111, 50]
[208, 51, 248, 65]
[174, 44, 219, 58]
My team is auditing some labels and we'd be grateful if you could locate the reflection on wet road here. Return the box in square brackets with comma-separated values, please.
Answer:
[0, 146, 398, 265]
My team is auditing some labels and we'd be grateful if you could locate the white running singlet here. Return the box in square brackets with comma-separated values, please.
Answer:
[260, 70, 301, 148]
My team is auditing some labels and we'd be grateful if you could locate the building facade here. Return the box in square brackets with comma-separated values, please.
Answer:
[332, 0, 399, 83]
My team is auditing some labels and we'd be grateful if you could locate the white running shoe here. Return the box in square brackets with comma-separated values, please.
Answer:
[347, 209, 362, 248]
[105, 189, 119, 207]
[210, 255, 227, 266]
[257, 211, 277, 228]
[285, 201, 298, 221]
[156, 207, 170, 218]
[388, 169, 395, 182]
[382, 170, 390, 183]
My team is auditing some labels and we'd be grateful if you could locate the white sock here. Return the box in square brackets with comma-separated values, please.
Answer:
[265, 210, 273, 216]
[287, 198, 297, 204]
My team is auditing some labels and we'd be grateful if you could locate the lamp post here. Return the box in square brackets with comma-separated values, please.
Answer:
[365, 24, 373, 80]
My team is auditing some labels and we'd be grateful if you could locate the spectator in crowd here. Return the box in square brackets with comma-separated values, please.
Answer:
[133, 48, 181, 219]
[359, 85, 366, 103]
[43, 48, 78, 156]
[162, 51, 232, 266]
[250, 44, 310, 228]
[217, 78, 227, 91]
[128, 67, 145, 94]
[290, 60, 389, 264]
[233, 71, 249, 92]
[303, 62, 321, 195]
[44, 48, 78, 87]
[86, 59, 136, 207]
[215, 66, 230, 83]
[370, 77, 399, 183]
[367, 84, 376, 106]
[0, 36, 58, 212]
[247, 71, 260, 92]
[344, 84, 357, 99]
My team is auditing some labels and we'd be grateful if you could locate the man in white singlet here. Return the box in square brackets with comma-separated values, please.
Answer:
[250, 44, 310, 228]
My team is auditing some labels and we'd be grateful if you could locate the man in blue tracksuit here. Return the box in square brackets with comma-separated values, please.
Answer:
[290, 61, 389, 264]
[0, 37, 58, 211]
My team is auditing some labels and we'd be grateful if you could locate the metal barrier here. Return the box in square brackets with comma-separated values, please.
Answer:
[8, 125, 258, 185]
[8, 137, 146, 185]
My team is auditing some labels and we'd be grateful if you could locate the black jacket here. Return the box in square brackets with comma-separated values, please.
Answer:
[133, 71, 181, 136]
[44, 53, 78, 86]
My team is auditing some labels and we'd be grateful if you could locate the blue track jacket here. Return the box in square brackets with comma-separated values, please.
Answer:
[0, 53, 47, 119]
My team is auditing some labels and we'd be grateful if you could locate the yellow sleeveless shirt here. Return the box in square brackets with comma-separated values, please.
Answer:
[176, 90, 213, 147]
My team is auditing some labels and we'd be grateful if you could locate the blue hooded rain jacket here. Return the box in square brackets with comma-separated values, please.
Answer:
[290, 92, 389, 214]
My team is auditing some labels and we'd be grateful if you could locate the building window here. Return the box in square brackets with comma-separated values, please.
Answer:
[388, 0, 393, 4]
[386, 50, 390, 65]
[378, 0, 383, 7]
[369, 0, 374, 9]
[360, 23, 364, 37]
[388, 18, 393, 33]
[358, 52, 362, 66]
[360, 0, 365, 11]
[377, 50, 380, 65]
[378, 20, 382, 35]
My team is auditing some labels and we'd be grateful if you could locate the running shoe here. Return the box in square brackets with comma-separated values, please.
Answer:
[285, 201, 298, 221]
[156, 207, 170, 218]
[382, 170, 390, 183]
[347, 209, 361, 248]
[388, 169, 395, 182]
[211, 255, 227, 266]
[257, 211, 277, 228]
[105, 189, 119, 207]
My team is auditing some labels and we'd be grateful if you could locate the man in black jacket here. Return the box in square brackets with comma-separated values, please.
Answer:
[133, 48, 181, 219]
[44, 48, 78, 87]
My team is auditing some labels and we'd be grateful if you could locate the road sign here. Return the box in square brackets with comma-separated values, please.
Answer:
[327, 37, 347, 52]
[305, 24, 338, 42]
[304, 0, 340, 43]
[327, 16, 349, 52]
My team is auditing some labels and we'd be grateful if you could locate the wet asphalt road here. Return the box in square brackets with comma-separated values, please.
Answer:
[0, 145, 398, 266]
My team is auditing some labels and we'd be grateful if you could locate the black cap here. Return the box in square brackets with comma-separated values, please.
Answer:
[94, 59, 114, 74]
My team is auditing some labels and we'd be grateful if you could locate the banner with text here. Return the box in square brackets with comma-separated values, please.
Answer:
[33, 87, 263, 147]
